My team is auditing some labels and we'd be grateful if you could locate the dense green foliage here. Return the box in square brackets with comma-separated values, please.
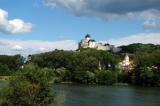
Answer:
[119, 43, 160, 86]
[0, 43, 159, 87]
[120, 43, 160, 53]
[0, 55, 24, 75]
[0, 64, 63, 106]
[29, 44, 160, 86]
[30, 48, 120, 84]
[96, 70, 117, 85]
[130, 49, 160, 86]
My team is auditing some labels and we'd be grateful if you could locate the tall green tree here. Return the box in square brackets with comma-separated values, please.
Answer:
[0, 64, 63, 106]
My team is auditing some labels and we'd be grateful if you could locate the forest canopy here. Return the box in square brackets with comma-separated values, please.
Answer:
[0, 43, 160, 86]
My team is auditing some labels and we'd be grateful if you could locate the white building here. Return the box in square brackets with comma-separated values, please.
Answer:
[119, 53, 132, 72]
[123, 53, 130, 66]
[79, 34, 121, 52]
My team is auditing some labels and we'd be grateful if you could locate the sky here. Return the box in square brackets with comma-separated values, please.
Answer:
[0, 0, 160, 56]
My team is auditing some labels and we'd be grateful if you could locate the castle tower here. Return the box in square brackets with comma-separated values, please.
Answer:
[85, 34, 91, 40]
[78, 34, 91, 49]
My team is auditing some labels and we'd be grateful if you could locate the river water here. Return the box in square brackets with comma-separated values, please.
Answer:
[54, 84, 160, 106]
[1, 81, 160, 106]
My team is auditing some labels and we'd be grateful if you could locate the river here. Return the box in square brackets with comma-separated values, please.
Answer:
[1, 81, 160, 106]
[54, 84, 160, 106]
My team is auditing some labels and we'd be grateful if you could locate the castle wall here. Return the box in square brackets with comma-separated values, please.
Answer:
[79, 36, 121, 52]
[96, 43, 110, 51]
[89, 42, 96, 48]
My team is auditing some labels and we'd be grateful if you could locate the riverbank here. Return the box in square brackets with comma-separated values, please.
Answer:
[1, 75, 160, 87]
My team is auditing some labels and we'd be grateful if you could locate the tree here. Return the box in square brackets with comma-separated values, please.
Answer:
[0, 64, 64, 106]
[96, 70, 117, 85]
[53, 67, 72, 82]
[117, 71, 131, 83]
[0, 64, 10, 76]
[0, 54, 24, 75]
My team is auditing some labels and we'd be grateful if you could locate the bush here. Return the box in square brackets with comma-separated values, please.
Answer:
[0, 64, 64, 106]
[54, 67, 71, 82]
[117, 71, 131, 83]
[96, 70, 117, 85]
[0, 64, 11, 76]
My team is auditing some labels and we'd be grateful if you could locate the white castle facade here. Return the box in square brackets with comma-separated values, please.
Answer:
[78, 34, 121, 52]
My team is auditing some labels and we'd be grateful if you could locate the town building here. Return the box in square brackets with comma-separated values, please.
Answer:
[119, 53, 132, 72]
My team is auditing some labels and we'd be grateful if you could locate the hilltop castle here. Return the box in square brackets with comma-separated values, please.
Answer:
[78, 34, 121, 52]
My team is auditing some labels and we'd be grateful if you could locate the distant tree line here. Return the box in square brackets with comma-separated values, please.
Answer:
[0, 43, 160, 86]
[30, 48, 120, 84]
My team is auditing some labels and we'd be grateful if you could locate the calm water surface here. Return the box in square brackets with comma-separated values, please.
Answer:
[54, 84, 160, 106]
[1, 81, 160, 106]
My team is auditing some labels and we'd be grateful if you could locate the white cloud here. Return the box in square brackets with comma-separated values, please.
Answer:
[106, 33, 160, 46]
[39, 47, 45, 51]
[0, 8, 32, 34]
[0, 38, 78, 56]
[45, 0, 160, 30]
[0, 33, 159, 56]
[12, 45, 23, 51]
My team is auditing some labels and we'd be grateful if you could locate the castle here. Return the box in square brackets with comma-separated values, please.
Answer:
[78, 34, 121, 52]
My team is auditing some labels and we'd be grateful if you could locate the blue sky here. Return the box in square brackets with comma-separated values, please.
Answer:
[0, 0, 160, 55]
[0, 0, 146, 40]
